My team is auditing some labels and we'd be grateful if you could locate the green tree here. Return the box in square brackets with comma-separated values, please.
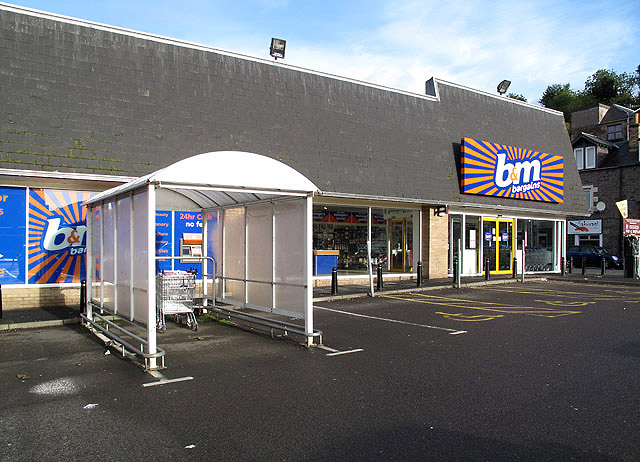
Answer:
[538, 83, 585, 122]
[539, 66, 640, 130]
[507, 93, 527, 102]
[583, 69, 638, 106]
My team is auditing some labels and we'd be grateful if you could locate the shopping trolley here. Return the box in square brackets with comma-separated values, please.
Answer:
[156, 270, 198, 332]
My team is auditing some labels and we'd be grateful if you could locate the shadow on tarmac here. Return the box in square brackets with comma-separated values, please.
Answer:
[313, 423, 619, 461]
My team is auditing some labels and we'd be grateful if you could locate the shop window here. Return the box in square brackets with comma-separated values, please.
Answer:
[463, 215, 481, 274]
[28, 188, 98, 284]
[607, 124, 622, 141]
[312, 206, 389, 273]
[517, 219, 555, 272]
[449, 214, 462, 274]
[465, 218, 479, 250]
[0, 186, 27, 284]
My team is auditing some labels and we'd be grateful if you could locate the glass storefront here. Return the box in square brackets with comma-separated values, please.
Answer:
[450, 213, 562, 275]
[482, 218, 515, 273]
[517, 219, 556, 272]
[450, 214, 483, 275]
[464, 216, 481, 274]
[313, 205, 417, 274]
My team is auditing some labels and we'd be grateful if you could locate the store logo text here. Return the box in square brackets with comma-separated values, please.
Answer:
[494, 152, 542, 194]
[43, 218, 87, 255]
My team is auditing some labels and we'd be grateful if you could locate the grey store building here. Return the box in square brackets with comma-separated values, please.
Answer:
[0, 3, 587, 311]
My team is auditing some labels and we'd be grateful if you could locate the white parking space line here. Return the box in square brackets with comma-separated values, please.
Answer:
[142, 376, 194, 388]
[143, 370, 194, 387]
[325, 349, 364, 357]
[316, 344, 364, 356]
[315, 305, 467, 335]
[316, 344, 339, 353]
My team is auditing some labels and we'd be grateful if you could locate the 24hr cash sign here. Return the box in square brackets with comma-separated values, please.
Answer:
[460, 137, 564, 203]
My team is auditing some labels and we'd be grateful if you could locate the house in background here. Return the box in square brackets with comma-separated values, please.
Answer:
[569, 103, 640, 262]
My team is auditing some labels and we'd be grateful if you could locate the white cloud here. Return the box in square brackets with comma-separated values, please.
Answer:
[114, 0, 637, 104]
[272, 0, 639, 103]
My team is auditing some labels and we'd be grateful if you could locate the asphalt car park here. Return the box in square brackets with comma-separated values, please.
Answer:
[2, 280, 640, 461]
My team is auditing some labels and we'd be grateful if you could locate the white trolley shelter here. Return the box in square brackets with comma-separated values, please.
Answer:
[83, 151, 320, 369]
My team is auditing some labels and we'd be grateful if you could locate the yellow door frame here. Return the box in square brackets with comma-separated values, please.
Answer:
[484, 218, 515, 275]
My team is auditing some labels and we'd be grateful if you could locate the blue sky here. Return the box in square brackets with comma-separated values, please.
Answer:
[6, 0, 640, 104]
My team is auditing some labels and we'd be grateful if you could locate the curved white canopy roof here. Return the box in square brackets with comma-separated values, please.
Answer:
[85, 151, 318, 208]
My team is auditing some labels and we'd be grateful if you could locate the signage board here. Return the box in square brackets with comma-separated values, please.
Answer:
[0, 187, 26, 284]
[461, 138, 564, 203]
[567, 220, 602, 235]
[28, 188, 97, 284]
[156, 210, 173, 273]
[313, 209, 386, 224]
[616, 200, 629, 218]
[623, 218, 640, 237]
[173, 211, 203, 275]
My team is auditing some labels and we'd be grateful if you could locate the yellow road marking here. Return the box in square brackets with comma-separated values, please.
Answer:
[435, 312, 503, 322]
[473, 286, 619, 299]
[381, 294, 581, 319]
[534, 300, 595, 307]
[475, 286, 640, 301]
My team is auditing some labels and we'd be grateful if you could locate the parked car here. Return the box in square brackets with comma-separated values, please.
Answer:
[566, 245, 623, 269]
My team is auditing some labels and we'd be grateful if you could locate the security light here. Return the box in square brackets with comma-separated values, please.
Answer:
[497, 80, 511, 95]
[435, 205, 447, 217]
[270, 38, 286, 60]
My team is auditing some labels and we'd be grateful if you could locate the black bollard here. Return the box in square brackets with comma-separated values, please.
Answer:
[561, 257, 565, 276]
[416, 261, 422, 287]
[452, 257, 458, 288]
[568, 257, 573, 274]
[331, 267, 338, 295]
[601, 256, 606, 276]
[376, 264, 383, 290]
[80, 279, 87, 311]
[484, 257, 490, 281]
[512, 257, 517, 279]
[582, 257, 587, 276]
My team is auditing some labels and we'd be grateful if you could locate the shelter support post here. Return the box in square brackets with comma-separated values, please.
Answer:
[304, 195, 314, 346]
[147, 184, 157, 369]
[85, 205, 93, 323]
[368, 206, 374, 297]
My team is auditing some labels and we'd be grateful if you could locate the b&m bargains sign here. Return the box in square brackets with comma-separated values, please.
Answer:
[28, 188, 97, 284]
[461, 138, 564, 203]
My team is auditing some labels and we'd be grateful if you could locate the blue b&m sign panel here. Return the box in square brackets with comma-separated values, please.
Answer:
[461, 138, 564, 203]
[0, 187, 26, 284]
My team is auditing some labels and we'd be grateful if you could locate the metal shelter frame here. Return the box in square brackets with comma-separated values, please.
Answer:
[83, 151, 320, 369]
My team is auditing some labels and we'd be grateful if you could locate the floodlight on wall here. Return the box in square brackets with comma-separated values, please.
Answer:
[497, 80, 511, 95]
[435, 205, 448, 217]
[270, 38, 286, 60]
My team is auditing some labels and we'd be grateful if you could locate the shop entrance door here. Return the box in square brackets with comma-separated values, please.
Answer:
[390, 219, 405, 271]
[482, 218, 515, 274]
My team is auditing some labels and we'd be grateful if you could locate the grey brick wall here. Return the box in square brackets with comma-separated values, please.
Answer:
[577, 165, 640, 257]
[0, 6, 586, 215]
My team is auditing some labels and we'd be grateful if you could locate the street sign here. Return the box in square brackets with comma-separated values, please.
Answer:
[623, 218, 640, 237]
[616, 200, 629, 218]
[568, 219, 601, 235]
